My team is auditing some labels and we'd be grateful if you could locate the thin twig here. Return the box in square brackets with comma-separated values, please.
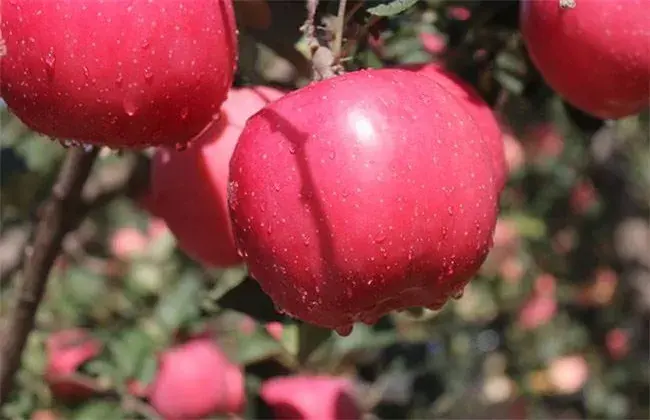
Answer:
[332, 0, 348, 62]
[0, 147, 99, 405]
[0, 153, 149, 287]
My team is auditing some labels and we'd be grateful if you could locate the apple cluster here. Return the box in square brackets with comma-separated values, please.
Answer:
[2, 0, 648, 418]
[1, 0, 648, 335]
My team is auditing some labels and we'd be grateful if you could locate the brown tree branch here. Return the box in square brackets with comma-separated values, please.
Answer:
[0, 153, 150, 287]
[0, 147, 99, 405]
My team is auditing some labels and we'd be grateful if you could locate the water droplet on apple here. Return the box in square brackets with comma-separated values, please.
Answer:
[144, 67, 154, 83]
[451, 289, 464, 300]
[122, 98, 137, 116]
[374, 233, 387, 244]
[329, 151, 336, 160]
[115, 73, 124, 87]
[174, 142, 187, 151]
[273, 304, 287, 315]
[180, 106, 189, 120]
[360, 313, 379, 325]
[334, 324, 353, 337]
[288, 144, 297, 154]
[44, 48, 56, 78]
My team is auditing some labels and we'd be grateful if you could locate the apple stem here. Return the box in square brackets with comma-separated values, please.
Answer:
[301, 0, 349, 81]
[331, 0, 348, 64]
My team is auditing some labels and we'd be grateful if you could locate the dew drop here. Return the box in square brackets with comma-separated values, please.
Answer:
[180, 106, 189, 120]
[288, 144, 297, 154]
[374, 233, 387, 244]
[334, 324, 353, 337]
[360, 313, 379, 325]
[59, 138, 82, 148]
[329, 151, 336, 160]
[122, 98, 138, 116]
[44, 48, 56, 78]
[425, 301, 445, 311]
[144, 67, 154, 83]
[174, 142, 188, 151]
[115, 73, 124, 87]
[404, 307, 424, 319]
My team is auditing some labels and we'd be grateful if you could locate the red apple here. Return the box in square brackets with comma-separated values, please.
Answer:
[520, 0, 650, 119]
[150, 86, 284, 267]
[44, 328, 103, 402]
[110, 227, 149, 260]
[1, 0, 238, 149]
[260, 376, 361, 420]
[419, 32, 447, 55]
[399, 63, 507, 192]
[31, 410, 59, 420]
[522, 122, 564, 162]
[228, 69, 499, 335]
[149, 338, 245, 419]
[605, 328, 630, 360]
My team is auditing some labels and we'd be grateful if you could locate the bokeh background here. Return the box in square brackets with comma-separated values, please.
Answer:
[1, 1, 649, 419]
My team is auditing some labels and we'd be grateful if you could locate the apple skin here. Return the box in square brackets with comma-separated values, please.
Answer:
[150, 86, 284, 268]
[399, 62, 507, 192]
[148, 338, 245, 419]
[44, 329, 103, 402]
[228, 69, 499, 334]
[260, 376, 361, 420]
[520, 0, 650, 119]
[0, 0, 238, 149]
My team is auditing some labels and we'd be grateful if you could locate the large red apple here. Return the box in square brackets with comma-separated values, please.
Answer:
[399, 62, 507, 191]
[228, 69, 499, 335]
[1, 0, 238, 149]
[520, 0, 650, 119]
[260, 376, 361, 420]
[150, 86, 284, 267]
[148, 338, 245, 419]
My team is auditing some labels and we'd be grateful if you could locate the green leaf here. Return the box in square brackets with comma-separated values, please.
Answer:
[136, 355, 159, 386]
[232, 328, 285, 366]
[297, 323, 332, 366]
[107, 328, 156, 379]
[509, 214, 547, 240]
[153, 270, 203, 334]
[367, 0, 420, 17]
[71, 401, 125, 420]
[64, 267, 108, 310]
